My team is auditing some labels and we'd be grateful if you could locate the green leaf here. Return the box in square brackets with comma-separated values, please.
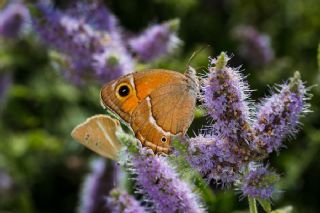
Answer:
[116, 130, 139, 154]
[248, 197, 258, 213]
[271, 206, 293, 213]
[27, 4, 42, 18]
[257, 199, 272, 213]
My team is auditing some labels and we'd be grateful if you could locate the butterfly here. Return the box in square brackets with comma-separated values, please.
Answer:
[71, 114, 123, 160]
[100, 67, 198, 154]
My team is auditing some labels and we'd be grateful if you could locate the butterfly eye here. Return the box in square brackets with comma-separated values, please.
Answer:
[118, 85, 130, 97]
[161, 136, 167, 143]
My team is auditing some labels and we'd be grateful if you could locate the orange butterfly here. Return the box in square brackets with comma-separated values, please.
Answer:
[100, 67, 198, 154]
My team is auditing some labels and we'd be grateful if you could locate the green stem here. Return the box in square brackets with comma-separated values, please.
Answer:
[248, 196, 258, 213]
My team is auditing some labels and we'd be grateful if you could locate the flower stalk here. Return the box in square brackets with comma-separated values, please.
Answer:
[248, 196, 258, 213]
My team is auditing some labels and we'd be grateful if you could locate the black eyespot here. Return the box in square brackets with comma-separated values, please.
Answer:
[85, 134, 90, 141]
[118, 85, 130, 97]
[161, 136, 167, 143]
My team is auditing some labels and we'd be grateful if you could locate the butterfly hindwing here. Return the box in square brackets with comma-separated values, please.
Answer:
[71, 114, 123, 160]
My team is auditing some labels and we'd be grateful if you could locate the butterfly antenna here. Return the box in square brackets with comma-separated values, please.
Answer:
[186, 45, 211, 68]
[193, 65, 208, 71]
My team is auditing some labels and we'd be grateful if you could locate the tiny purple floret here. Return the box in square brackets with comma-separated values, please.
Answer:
[241, 165, 279, 200]
[107, 188, 148, 213]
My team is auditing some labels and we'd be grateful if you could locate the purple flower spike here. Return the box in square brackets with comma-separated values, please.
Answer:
[185, 135, 251, 184]
[66, 0, 118, 33]
[130, 148, 204, 213]
[107, 188, 148, 213]
[32, 4, 133, 84]
[252, 71, 308, 153]
[32, 5, 107, 60]
[93, 44, 134, 83]
[79, 159, 119, 213]
[0, 2, 28, 39]
[65, 0, 123, 51]
[241, 165, 279, 200]
[203, 52, 253, 142]
[233, 25, 274, 66]
[129, 19, 181, 62]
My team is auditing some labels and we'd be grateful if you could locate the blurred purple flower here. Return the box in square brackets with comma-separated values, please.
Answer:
[233, 25, 274, 66]
[31, 4, 133, 84]
[130, 147, 204, 213]
[93, 44, 134, 81]
[65, 0, 118, 33]
[129, 19, 181, 62]
[252, 72, 308, 153]
[0, 2, 28, 39]
[79, 158, 119, 213]
[240, 164, 279, 200]
[203, 52, 253, 142]
[185, 134, 251, 184]
[107, 188, 148, 213]
[0, 169, 14, 196]
[32, 5, 105, 59]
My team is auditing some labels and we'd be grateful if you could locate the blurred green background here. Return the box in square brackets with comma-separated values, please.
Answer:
[0, 0, 320, 212]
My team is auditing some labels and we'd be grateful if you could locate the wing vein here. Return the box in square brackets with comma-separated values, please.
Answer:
[96, 120, 117, 152]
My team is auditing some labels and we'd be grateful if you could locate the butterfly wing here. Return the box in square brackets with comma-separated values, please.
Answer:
[130, 69, 197, 153]
[130, 85, 196, 153]
[100, 68, 198, 153]
[71, 114, 123, 160]
[100, 69, 185, 123]
[149, 84, 196, 133]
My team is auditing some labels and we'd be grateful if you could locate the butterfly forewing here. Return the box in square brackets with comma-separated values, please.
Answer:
[100, 69, 197, 154]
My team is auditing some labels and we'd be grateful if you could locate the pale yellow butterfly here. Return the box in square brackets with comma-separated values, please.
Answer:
[71, 114, 123, 160]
